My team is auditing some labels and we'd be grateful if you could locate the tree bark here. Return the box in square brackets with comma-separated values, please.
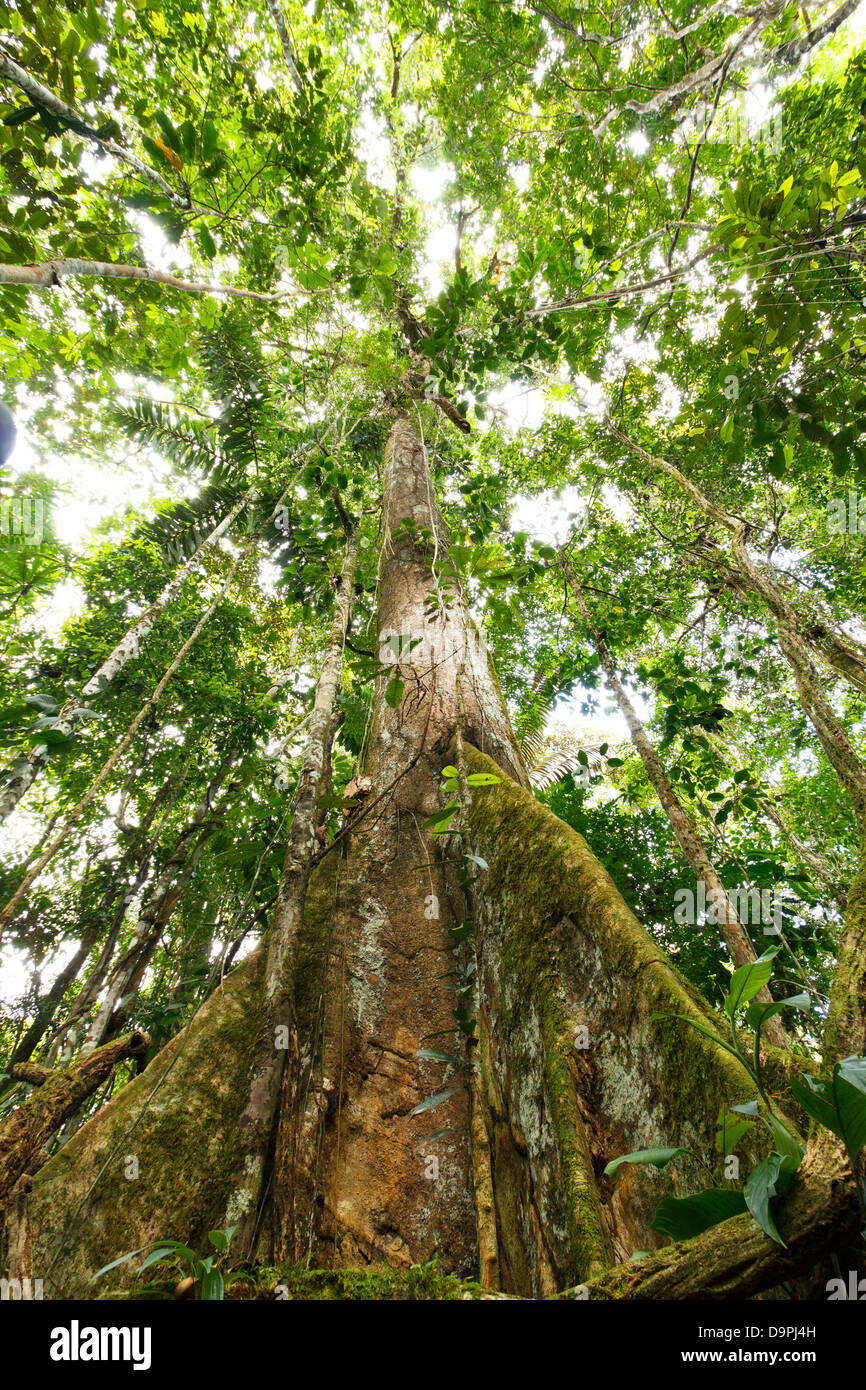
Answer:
[269, 413, 527, 1273]
[0, 258, 285, 301]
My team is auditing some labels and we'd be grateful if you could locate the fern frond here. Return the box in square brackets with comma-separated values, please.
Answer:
[514, 681, 556, 764]
[529, 746, 604, 791]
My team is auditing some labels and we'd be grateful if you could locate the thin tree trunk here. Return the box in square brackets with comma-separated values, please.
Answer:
[81, 754, 238, 1053]
[730, 532, 866, 1064]
[609, 417, 866, 695]
[704, 731, 847, 909]
[0, 259, 286, 301]
[0, 490, 253, 823]
[0, 493, 287, 936]
[224, 524, 359, 1256]
[560, 555, 788, 1047]
[8, 765, 190, 1066]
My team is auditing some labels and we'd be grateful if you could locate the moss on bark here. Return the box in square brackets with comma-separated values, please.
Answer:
[2, 952, 268, 1299]
[464, 745, 797, 1292]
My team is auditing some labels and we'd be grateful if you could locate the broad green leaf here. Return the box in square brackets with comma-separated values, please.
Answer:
[723, 947, 780, 1018]
[200, 1267, 225, 1300]
[833, 1056, 866, 1162]
[768, 1115, 804, 1176]
[651, 1189, 748, 1241]
[201, 119, 218, 160]
[384, 675, 404, 708]
[421, 800, 458, 834]
[790, 1074, 844, 1139]
[743, 1153, 785, 1245]
[714, 1116, 754, 1153]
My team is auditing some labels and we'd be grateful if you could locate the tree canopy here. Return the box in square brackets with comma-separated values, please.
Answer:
[2, 0, 866, 1311]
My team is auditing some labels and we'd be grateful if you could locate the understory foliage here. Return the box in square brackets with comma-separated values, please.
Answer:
[1, 0, 866, 1295]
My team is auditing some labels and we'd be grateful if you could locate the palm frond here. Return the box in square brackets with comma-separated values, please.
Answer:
[200, 320, 271, 474]
[134, 486, 242, 564]
[337, 689, 373, 757]
[114, 399, 239, 485]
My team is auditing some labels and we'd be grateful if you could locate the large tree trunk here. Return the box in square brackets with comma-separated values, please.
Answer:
[270, 414, 528, 1273]
[1, 417, 858, 1299]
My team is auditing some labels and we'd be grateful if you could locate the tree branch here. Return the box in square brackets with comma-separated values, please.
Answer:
[0, 1031, 151, 1204]
[0, 258, 287, 301]
[0, 48, 207, 214]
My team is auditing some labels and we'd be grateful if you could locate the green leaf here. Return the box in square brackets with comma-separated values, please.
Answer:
[790, 1073, 844, 1139]
[200, 1267, 225, 1300]
[179, 119, 197, 159]
[207, 1226, 236, 1252]
[137, 1246, 181, 1274]
[154, 110, 182, 154]
[723, 947, 780, 1017]
[4, 105, 39, 127]
[422, 801, 458, 834]
[198, 226, 216, 258]
[743, 1153, 785, 1245]
[384, 675, 404, 708]
[409, 1086, 462, 1117]
[604, 1147, 690, 1177]
[768, 1115, 804, 1175]
[651, 1189, 748, 1241]
[201, 119, 218, 160]
[25, 692, 58, 714]
[745, 992, 810, 1034]
[649, 1012, 747, 1073]
[833, 1055, 866, 1162]
[448, 920, 473, 942]
[465, 772, 501, 786]
[90, 1245, 151, 1282]
[714, 1116, 754, 1153]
